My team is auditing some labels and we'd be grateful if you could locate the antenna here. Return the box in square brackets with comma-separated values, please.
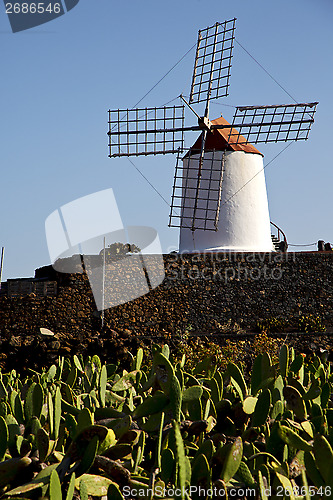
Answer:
[107, 19, 318, 234]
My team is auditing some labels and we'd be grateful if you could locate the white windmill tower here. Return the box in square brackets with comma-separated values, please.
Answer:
[176, 115, 272, 252]
[108, 19, 318, 253]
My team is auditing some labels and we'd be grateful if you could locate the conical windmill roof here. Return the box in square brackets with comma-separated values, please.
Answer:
[188, 115, 264, 156]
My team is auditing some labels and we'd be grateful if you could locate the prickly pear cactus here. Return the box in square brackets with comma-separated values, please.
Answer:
[0, 341, 333, 498]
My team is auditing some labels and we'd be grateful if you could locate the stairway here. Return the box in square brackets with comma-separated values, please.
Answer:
[271, 234, 281, 251]
[270, 221, 288, 252]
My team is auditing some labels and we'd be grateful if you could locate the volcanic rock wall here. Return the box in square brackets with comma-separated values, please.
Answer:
[0, 252, 332, 370]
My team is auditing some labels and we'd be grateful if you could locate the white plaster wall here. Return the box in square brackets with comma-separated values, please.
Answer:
[179, 150, 274, 252]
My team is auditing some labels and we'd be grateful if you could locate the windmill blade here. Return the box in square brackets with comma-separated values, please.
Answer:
[189, 18, 236, 106]
[227, 102, 318, 145]
[169, 146, 225, 231]
[108, 105, 185, 157]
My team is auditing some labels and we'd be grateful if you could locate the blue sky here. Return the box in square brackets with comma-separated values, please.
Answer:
[1, 0, 332, 280]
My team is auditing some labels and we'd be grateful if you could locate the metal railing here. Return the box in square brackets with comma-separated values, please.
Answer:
[270, 221, 287, 244]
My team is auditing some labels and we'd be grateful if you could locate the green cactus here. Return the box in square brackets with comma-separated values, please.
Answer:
[66, 366, 77, 388]
[300, 469, 311, 500]
[170, 374, 182, 423]
[153, 352, 176, 395]
[104, 415, 132, 439]
[49, 469, 62, 499]
[236, 460, 256, 487]
[228, 363, 247, 401]
[191, 453, 211, 499]
[283, 385, 306, 420]
[76, 408, 94, 436]
[161, 344, 170, 359]
[187, 398, 202, 421]
[132, 428, 145, 473]
[2, 338, 333, 497]
[290, 354, 304, 374]
[72, 434, 100, 478]
[4, 462, 59, 497]
[80, 477, 89, 500]
[46, 364, 57, 383]
[133, 348, 143, 371]
[274, 470, 295, 499]
[94, 406, 126, 420]
[261, 352, 272, 382]
[0, 416, 8, 462]
[11, 391, 24, 425]
[312, 433, 333, 484]
[258, 469, 269, 500]
[155, 411, 164, 470]
[59, 425, 108, 480]
[75, 473, 115, 496]
[205, 376, 220, 406]
[251, 354, 263, 396]
[133, 391, 169, 418]
[194, 439, 215, 463]
[242, 396, 258, 415]
[112, 371, 139, 392]
[271, 400, 284, 420]
[279, 344, 289, 378]
[37, 427, 50, 463]
[98, 429, 117, 455]
[161, 448, 175, 484]
[252, 389, 271, 428]
[277, 424, 313, 452]
[98, 365, 107, 407]
[5, 414, 21, 457]
[107, 482, 125, 499]
[24, 382, 44, 421]
[65, 473, 76, 500]
[273, 375, 284, 401]
[220, 436, 243, 483]
[53, 386, 62, 441]
[0, 456, 32, 488]
[304, 451, 325, 488]
[321, 382, 330, 408]
[182, 385, 203, 403]
[173, 420, 187, 499]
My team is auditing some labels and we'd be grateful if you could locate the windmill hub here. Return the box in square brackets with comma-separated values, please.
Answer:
[198, 116, 212, 131]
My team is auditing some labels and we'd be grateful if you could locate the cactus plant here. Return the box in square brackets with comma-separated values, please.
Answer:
[1, 341, 333, 498]
[220, 436, 243, 483]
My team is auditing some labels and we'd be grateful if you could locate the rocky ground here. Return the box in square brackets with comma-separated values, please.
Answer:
[0, 320, 332, 376]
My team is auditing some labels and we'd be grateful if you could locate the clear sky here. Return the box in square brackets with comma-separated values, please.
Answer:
[1, 0, 332, 281]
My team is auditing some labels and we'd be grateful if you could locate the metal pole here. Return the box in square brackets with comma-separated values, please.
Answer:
[102, 237, 105, 328]
[0, 247, 4, 289]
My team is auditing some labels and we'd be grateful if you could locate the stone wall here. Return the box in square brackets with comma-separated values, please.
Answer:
[0, 252, 332, 371]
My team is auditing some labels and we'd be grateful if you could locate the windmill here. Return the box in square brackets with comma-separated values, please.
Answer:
[107, 19, 318, 253]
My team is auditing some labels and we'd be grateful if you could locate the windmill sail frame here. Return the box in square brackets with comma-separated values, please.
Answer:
[108, 105, 185, 157]
[169, 148, 225, 231]
[189, 18, 236, 105]
[228, 102, 318, 145]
